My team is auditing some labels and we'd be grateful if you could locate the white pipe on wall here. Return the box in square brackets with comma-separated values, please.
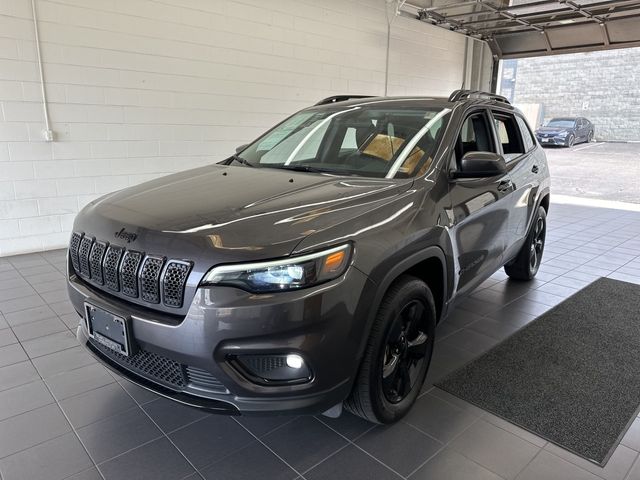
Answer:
[31, 0, 54, 142]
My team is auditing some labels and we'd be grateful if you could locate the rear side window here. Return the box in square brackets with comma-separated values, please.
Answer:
[492, 113, 524, 161]
[515, 116, 535, 152]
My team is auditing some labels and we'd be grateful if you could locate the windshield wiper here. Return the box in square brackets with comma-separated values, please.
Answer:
[268, 165, 337, 174]
[228, 154, 254, 167]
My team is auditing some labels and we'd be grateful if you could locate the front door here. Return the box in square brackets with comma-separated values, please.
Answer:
[447, 110, 514, 298]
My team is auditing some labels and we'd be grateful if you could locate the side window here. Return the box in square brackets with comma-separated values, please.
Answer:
[454, 112, 495, 167]
[492, 114, 524, 161]
[515, 116, 535, 152]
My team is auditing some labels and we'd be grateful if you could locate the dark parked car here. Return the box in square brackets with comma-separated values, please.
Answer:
[67, 90, 550, 424]
[535, 116, 594, 147]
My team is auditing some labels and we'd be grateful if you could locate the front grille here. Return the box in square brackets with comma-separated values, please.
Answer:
[185, 366, 229, 393]
[92, 341, 185, 389]
[78, 236, 93, 278]
[69, 232, 193, 309]
[89, 241, 107, 285]
[120, 250, 142, 297]
[163, 261, 191, 308]
[104, 245, 124, 292]
[91, 340, 229, 395]
[139, 256, 164, 304]
[70, 232, 82, 273]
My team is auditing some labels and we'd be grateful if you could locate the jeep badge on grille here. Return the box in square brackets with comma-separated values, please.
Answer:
[114, 228, 137, 243]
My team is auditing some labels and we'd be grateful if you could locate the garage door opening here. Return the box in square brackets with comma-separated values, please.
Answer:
[495, 47, 640, 204]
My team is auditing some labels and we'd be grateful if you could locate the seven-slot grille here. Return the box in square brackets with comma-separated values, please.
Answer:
[69, 232, 192, 308]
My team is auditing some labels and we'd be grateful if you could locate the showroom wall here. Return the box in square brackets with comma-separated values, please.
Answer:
[0, 0, 482, 256]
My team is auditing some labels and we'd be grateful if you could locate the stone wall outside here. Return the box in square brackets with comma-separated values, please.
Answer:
[508, 47, 640, 142]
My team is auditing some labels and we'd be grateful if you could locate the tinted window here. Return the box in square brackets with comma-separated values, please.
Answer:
[515, 116, 535, 152]
[454, 113, 494, 167]
[547, 118, 576, 128]
[241, 107, 450, 178]
[493, 114, 524, 161]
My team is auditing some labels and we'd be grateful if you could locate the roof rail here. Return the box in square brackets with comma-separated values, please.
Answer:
[448, 90, 510, 104]
[315, 95, 373, 106]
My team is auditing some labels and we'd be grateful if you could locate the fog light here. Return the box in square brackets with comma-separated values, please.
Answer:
[233, 353, 312, 385]
[286, 354, 304, 369]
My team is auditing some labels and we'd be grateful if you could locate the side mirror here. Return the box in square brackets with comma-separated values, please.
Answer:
[235, 143, 249, 153]
[453, 152, 507, 179]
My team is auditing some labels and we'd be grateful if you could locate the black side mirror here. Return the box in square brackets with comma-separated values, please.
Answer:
[235, 144, 249, 153]
[453, 152, 507, 179]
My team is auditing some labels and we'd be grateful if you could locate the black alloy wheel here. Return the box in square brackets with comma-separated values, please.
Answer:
[505, 206, 547, 280]
[345, 275, 436, 423]
[529, 214, 546, 275]
[381, 300, 430, 404]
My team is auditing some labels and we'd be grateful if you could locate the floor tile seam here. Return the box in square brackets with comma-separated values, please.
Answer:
[38, 361, 109, 480]
[231, 416, 308, 480]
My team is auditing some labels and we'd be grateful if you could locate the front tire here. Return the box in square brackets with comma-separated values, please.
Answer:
[504, 206, 547, 280]
[566, 134, 575, 147]
[345, 275, 436, 424]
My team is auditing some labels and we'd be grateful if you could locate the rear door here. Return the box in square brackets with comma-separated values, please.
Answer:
[490, 111, 540, 259]
[577, 118, 589, 141]
[448, 109, 514, 297]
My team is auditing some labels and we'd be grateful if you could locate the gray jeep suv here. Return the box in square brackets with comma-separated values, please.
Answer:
[67, 90, 550, 423]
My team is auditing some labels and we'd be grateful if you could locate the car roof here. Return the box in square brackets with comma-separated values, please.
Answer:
[308, 95, 516, 112]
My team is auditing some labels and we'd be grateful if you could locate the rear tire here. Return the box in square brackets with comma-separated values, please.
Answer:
[504, 206, 547, 281]
[345, 275, 436, 424]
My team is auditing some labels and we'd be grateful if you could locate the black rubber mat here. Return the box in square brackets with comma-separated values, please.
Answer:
[436, 277, 640, 466]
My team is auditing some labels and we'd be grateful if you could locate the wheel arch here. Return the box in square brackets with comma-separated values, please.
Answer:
[358, 246, 449, 342]
[539, 189, 550, 213]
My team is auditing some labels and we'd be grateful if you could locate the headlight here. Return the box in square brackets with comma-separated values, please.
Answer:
[556, 131, 568, 137]
[201, 244, 352, 293]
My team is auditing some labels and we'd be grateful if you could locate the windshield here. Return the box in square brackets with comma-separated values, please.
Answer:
[546, 119, 575, 128]
[236, 106, 450, 178]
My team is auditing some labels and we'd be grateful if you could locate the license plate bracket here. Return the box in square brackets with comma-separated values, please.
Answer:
[85, 303, 133, 356]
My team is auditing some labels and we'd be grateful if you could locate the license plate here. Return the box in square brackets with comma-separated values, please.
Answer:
[542, 138, 550, 143]
[85, 303, 131, 356]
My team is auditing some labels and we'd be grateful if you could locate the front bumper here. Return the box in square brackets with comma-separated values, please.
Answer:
[537, 135, 568, 146]
[68, 262, 372, 415]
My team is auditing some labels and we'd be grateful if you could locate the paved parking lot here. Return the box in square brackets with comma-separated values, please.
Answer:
[545, 142, 640, 204]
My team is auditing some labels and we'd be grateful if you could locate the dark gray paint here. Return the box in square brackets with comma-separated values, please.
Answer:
[67, 95, 550, 415]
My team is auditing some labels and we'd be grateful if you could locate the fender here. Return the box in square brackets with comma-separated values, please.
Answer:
[528, 187, 551, 232]
[351, 245, 449, 363]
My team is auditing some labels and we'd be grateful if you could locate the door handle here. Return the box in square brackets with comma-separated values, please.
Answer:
[498, 180, 514, 192]
[531, 165, 539, 174]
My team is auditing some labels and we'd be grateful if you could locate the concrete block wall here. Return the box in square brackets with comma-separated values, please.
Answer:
[0, 0, 473, 256]
[510, 47, 640, 141]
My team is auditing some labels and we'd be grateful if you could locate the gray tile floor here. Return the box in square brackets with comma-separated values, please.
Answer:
[1, 201, 640, 480]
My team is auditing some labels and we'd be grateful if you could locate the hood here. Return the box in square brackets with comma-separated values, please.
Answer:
[75, 164, 412, 264]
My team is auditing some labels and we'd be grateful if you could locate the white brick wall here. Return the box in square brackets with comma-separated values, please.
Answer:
[0, 0, 476, 256]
